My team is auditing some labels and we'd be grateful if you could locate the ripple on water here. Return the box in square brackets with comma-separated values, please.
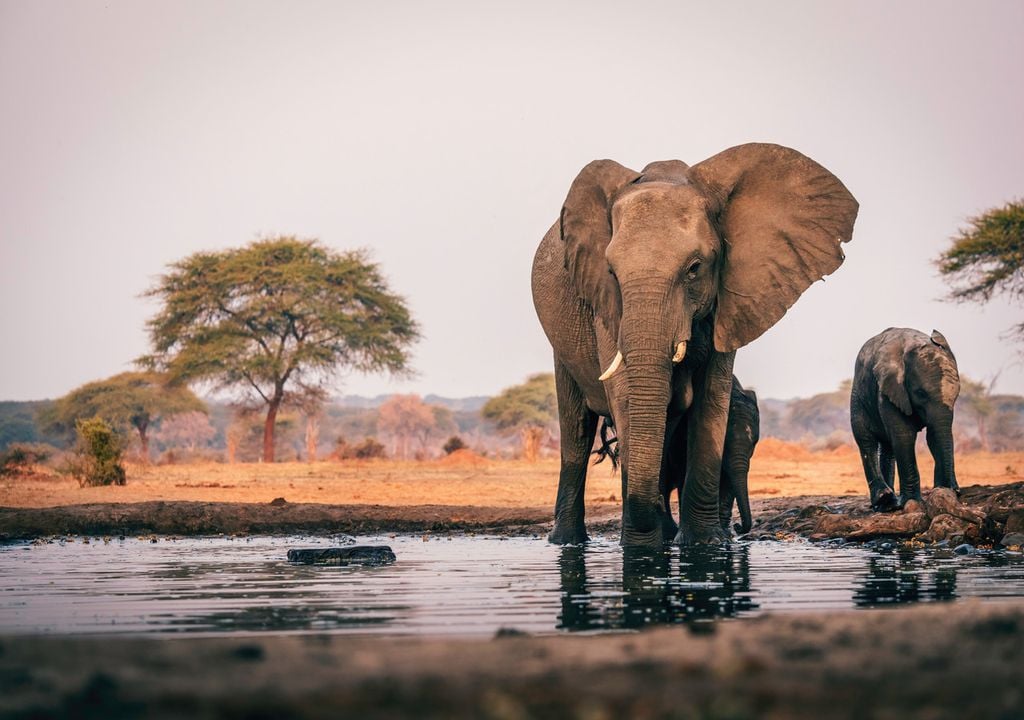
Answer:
[1, 536, 1022, 637]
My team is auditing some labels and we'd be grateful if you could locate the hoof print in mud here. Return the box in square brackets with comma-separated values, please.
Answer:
[287, 546, 396, 566]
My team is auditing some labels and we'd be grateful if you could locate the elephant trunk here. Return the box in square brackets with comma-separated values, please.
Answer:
[728, 456, 753, 534]
[619, 282, 679, 540]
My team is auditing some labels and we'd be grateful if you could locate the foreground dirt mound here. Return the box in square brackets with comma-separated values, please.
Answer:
[754, 481, 1024, 547]
[2, 601, 1021, 719]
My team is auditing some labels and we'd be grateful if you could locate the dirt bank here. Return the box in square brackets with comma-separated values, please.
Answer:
[0, 501, 580, 542]
[2, 600, 1021, 719]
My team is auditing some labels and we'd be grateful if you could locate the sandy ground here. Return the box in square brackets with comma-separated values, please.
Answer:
[3, 445, 1023, 510]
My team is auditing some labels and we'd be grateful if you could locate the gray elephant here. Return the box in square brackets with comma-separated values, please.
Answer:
[664, 377, 760, 536]
[851, 327, 960, 511]
[532, 143, 858, 545]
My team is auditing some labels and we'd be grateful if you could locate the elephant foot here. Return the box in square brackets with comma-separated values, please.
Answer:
[871, 488, 899, 513]
[548, 521, 588, 545]
[674, 525, 728, 545]
[661, 515, 680, 543]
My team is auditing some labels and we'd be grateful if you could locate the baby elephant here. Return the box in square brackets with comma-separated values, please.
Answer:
[664, 377, 761, 535]
[851, 327, 960, 511]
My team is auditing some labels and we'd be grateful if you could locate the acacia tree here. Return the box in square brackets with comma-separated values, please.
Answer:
[482, 373, 558, 461]
[142, 237, 418, 462]
[936, 199, 1024, 344]
[40, 372, 204, 460]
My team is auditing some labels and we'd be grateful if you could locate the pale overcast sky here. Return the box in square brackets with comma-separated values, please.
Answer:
[1, 0, 1022, 402]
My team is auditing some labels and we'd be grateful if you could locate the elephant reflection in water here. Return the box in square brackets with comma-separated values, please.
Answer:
[853, 550, 957, 607]
[557, 544, 757, 631]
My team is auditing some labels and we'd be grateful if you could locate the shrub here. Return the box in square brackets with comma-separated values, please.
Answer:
[0, 443, 53, 477]
[332, 436, 388, 460]
[442, 435, 467, 455]
[65, 417, 127, 487]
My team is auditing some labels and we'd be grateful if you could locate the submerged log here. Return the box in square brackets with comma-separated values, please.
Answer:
[286, 546, 396, 566]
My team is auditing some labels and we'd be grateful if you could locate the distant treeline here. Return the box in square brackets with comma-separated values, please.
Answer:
[2, 381, 1022, 460]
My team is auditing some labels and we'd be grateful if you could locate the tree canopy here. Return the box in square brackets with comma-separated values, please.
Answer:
[936, 199, 1024, 343]
[39, 372, 204, 460]
[141, 237, 419, 461]
[482, 373, 557, 460]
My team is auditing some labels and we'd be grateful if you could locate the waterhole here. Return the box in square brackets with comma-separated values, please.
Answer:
[2, 536, 1022, 636]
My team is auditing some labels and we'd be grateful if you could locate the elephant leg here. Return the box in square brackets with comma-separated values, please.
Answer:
[879, 443, 895, 491]
[926, 425, 959, 493]
[718, 472, 736, 533]
[676, 350, 734, 544]
[549, 359, 599, 545]
[852, 410, 896, 512]
[891, 432, 923, 506]
[660, 418, 684, 541]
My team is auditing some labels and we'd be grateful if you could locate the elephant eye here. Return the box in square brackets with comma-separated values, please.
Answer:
[686, 260, 702, 277]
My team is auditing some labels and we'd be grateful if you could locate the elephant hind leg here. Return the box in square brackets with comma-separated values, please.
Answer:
[550, 359, 599, 545]
[879, 443, 895, 491]
[852, 411, 896, 512]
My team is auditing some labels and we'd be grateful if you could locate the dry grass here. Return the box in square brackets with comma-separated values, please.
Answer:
[1, 442, 1022, 510]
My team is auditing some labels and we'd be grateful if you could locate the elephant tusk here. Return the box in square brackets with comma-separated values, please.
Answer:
[672, 341, 687, 363]
[598, 351, 623, 381]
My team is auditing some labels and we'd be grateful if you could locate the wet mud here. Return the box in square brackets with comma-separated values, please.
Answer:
[2, 600, 1022, 719]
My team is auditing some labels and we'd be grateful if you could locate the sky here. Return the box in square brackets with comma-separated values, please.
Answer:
[1, 0, 1022, 402]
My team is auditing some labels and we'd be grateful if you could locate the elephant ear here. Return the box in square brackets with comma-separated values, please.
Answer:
[873, 341, 913, 416]
[560, 160, 641, 335]
[688, 143, 859, 352]
[930, 329, 951, 351]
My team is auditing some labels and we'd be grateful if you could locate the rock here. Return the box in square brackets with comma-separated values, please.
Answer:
[1005, 510, 1024, 535]
[919, 514, 974, 545]
[269, 497, 287, 506]
[1000, 532, 1024, 548]
[902, 500, 923, 515]
[286, 546, 396, 566]
[922, 488, 984, 524]
[953, 543, 974, 555]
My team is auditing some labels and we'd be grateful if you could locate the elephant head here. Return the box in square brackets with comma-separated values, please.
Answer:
[560, 143, 858, 537]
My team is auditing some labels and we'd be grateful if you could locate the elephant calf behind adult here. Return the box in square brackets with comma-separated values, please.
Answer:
[532, 143, 858, 546]
[664, 377, 760, 536]
[851, 327, 960, 511]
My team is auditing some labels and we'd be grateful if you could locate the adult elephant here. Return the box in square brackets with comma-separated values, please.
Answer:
[851, 327, 960, 511]
[532, 143, 858, 546]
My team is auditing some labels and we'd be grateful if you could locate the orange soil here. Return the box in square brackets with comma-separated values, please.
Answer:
[2, 442, 1022, 510]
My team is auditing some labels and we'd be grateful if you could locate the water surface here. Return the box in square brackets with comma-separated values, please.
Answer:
[1, 535, 1022, 636]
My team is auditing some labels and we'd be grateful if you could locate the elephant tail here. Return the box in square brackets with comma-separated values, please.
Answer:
[591, 417, 620, 470]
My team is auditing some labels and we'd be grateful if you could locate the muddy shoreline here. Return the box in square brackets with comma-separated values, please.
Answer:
[2, 600, 1022, 719]
[3, 481, 1022, 545]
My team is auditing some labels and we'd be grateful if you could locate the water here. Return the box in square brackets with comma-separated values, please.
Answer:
[1, 535, 1022, 637]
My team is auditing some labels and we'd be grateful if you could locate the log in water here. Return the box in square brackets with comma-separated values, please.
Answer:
[287, 546, 396, 566]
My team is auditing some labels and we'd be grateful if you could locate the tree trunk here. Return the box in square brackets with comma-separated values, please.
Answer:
[305, 415, 320, 463]
[137, 421, 150, 464]
[521, 426, 543, 462]
[263, 398, 281, 463]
